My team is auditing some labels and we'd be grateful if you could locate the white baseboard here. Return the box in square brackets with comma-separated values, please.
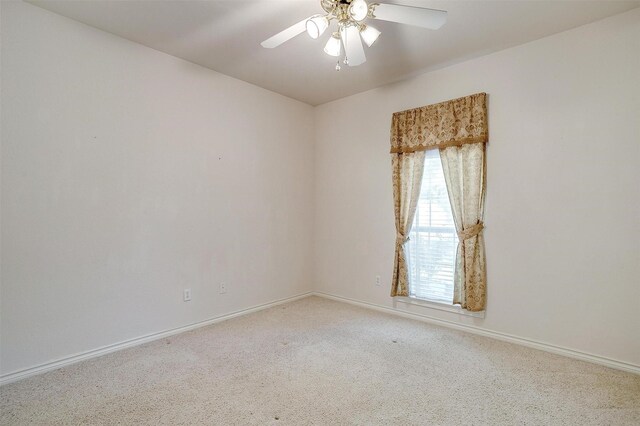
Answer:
[0, 292, 313, 386]
[312, 291, 640, 375]
[3, 290, 637, 386]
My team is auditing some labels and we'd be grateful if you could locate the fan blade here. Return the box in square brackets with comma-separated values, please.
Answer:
[261, 18, 310, 48]
[340, 25, 366, 66]
[371, 3, 447, 29]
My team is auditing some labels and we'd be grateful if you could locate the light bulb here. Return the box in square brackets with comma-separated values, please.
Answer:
[306, 15, 329, 39]
[324, 33, 342, 57]
[360, 25, 381, 47]
[349, 0, 368, 22]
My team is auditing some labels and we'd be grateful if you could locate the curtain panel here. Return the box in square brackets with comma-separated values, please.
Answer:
[440, 144, 487, 311]
[389, 93, 488, 312]
[391, 151, 426, 298]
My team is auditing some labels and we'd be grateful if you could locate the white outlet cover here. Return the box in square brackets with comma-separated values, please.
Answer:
[183, 289, 192, 301]
[219, 282, 227, 294]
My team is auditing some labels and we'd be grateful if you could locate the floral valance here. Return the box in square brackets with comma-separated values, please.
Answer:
[390, 93, 488, 154]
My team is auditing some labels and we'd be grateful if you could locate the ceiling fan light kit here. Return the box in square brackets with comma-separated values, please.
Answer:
[324, 32, 342, 57]
[359, 24, 381, 47]
[306, 15, 329, 39]
[348, 0, 369, 21]
[261, 0, 447, 71]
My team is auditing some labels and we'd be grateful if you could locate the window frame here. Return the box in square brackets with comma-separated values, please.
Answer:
[395, 296, 485, 318]
[405, 150, 458, 306]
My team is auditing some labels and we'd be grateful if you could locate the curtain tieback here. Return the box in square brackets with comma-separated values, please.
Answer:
[457, 222, 484, 241]
[396, 233, 410, 246]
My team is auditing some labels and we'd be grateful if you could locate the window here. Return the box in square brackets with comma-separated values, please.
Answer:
[406, 150, 458, 304]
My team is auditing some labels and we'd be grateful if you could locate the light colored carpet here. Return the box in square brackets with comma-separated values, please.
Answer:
[1, 296, 639, 425]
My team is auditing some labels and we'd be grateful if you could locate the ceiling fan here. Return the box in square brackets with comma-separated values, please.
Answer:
[261, 0, 447, 70]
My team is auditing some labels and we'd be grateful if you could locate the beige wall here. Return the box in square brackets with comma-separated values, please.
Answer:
[2, 1, 639, 378]
[314, 8, 640, 366]
[1, 1, 315, 375]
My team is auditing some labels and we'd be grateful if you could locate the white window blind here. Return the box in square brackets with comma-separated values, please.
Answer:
[406, 149, 458, 304]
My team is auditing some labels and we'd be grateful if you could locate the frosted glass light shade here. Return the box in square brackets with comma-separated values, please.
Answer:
[349, 0, 368, 22]
[306, 15, 329, 39]
[360, 25, 381, 47]
[324, 34, 342, 57]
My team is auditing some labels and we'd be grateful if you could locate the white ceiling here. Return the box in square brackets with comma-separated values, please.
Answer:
[28, 0, 639, 105]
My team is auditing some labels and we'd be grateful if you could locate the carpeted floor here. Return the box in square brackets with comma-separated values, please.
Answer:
[1, 296, 639, 425]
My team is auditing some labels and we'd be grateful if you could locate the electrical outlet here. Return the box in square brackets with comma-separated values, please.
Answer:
[183, 288, 192, 302]
[219, 282, 227, 294]
[375, 275, 381, 286]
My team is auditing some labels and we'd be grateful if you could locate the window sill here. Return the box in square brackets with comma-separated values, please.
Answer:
[393, 296, 485, 318]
